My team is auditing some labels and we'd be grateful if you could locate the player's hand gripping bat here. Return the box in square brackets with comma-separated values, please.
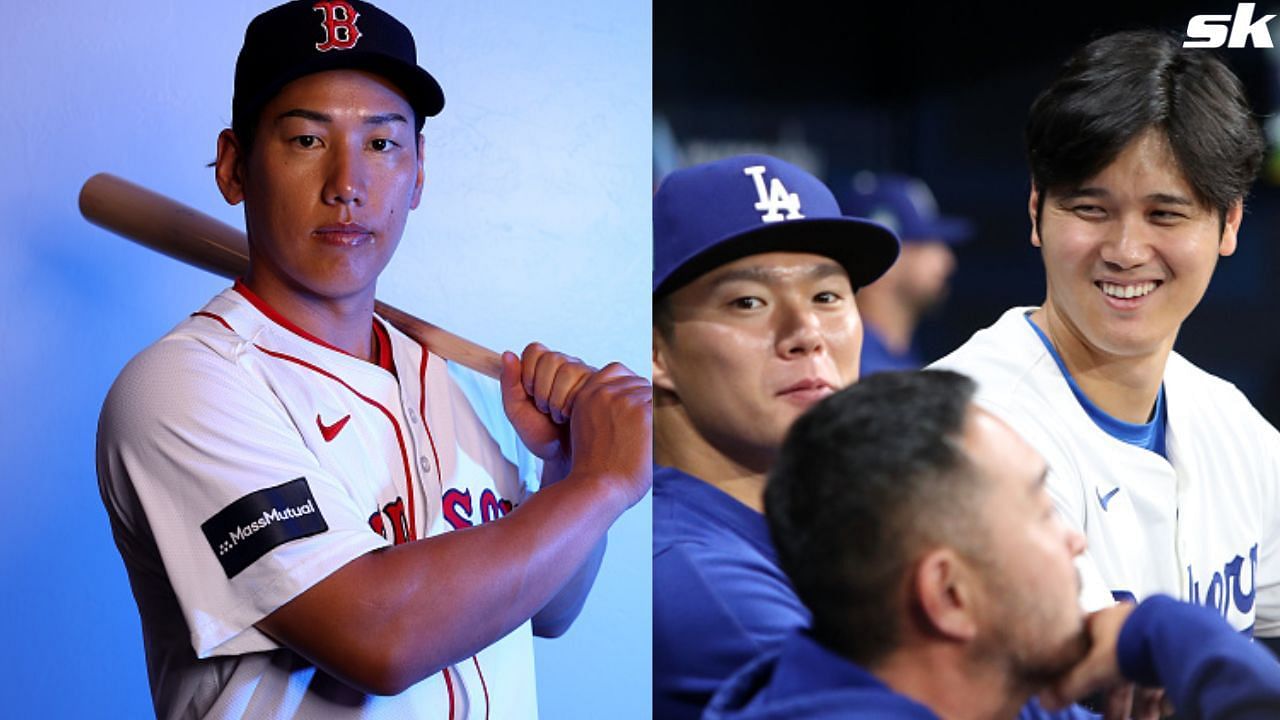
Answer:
[78, 173, 502, 379]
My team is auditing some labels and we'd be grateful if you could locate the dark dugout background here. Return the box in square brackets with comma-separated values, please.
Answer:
[656, 1, 1280, 424]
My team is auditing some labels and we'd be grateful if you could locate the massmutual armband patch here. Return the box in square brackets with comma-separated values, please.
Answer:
[201, 477, 328, 579]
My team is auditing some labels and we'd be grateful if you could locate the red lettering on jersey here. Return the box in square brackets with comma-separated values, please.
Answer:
[313, 0, 362, 51]
[479, 489, 512, 523]
[384, 499, 409, 543]
[443, 489, 474, 530]
[443, 489, 514, 528]
[367, 497, 411, 545]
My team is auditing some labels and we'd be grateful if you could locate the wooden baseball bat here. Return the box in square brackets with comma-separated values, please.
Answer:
[78, 172, 503, 379]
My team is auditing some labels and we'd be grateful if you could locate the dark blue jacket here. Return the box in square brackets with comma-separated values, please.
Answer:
[705, 595, 1280, 719]
[653, 465, 811, 720]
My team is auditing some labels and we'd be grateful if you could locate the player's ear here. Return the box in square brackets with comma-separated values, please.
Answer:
[215, 129, 247, 206]
[1219, 199, 1243, 257]
[409, 134, 425, 210]
[652, 325, 678, 396]
[1028, 185, 1043, 248]
[913, 547, 980, 642]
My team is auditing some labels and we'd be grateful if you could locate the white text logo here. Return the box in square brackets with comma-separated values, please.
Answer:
[217, 499, 318, 556]
[1185, 3, 1276, 48]
[743, 165, 804, 222]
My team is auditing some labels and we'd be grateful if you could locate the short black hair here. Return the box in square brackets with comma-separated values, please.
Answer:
[766, 370, 983, 666]
[1027, 30, 1264, 221]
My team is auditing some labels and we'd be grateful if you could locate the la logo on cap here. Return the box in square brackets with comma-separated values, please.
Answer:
[744, 165, 804, 223]
[314, 0, 362, 52]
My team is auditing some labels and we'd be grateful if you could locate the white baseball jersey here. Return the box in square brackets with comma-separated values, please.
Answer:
[932, 307, 1280, 637]
[97, 283, 542, 719]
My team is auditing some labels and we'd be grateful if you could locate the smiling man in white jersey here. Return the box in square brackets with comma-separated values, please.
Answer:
[933, 28, 1280, 670]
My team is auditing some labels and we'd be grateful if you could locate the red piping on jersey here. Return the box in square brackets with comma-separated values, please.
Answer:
[233, 280, 393, 375]
[254, 344, 418, 539]
[234, 280, 351, 355]
[442, 667, 456, 720]
[372, 319, 395, 374]
[418, 349, 444, 493]
[191, 311, 233, 332]
[473, 656, 490, 720]
[419, 347, 467, 716]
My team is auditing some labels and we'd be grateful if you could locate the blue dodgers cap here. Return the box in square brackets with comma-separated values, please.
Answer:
[841, 173, 972, 244]
[233, 0, 445, 134]
[654, 155, 901, 296]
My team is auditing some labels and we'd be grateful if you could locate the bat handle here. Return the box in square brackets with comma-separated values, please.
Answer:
[375, 302, 502, 379]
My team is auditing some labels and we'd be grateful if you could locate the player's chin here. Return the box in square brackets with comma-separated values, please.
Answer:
[768, 404, 811, 439]
[302, 256, 390, 298]
[1016, 622, 1092, 688]
[1053, 628, 1091, 676]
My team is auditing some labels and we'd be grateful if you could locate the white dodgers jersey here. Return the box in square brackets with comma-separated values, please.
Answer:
[97, 284, 542, 719]
[933, 308, 1280, 637]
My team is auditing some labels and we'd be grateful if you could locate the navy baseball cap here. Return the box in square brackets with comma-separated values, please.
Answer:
[841, 173, 972, 244]
[233, 0, 445, 134]
[654, 155, 900, 296]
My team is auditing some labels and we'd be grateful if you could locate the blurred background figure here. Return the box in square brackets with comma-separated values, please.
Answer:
[841, 172, 972, 374]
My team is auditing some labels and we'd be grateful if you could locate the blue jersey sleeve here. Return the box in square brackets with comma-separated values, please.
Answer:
[1119, 594, 1280, 718]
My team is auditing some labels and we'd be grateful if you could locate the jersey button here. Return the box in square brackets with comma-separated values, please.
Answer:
[407, 408, 420, 424]
[419, 455, 432, 474]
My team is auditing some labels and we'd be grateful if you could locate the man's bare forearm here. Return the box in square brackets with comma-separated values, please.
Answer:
[533, 534, 608, 638]
[257, 469, 633, 695]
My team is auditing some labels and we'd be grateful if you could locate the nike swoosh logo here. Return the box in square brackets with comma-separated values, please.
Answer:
[317, 413, 351, 442]
[1096, 485, 1121, 512]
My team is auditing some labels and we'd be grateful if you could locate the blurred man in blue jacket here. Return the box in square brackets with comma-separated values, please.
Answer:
[841, 173, 970, 374]
[707, 370, 1280, 720]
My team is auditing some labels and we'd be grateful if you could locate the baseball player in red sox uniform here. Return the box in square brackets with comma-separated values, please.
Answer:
[95, 2, 651, 718]
[931, 29, 1280, 702]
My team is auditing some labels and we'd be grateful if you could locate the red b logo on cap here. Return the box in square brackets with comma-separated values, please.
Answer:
[313, 0, 362, 51]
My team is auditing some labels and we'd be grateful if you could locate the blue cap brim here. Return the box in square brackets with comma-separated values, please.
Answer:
[655, 217, 900, 295]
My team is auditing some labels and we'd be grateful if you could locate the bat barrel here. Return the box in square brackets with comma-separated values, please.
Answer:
[79, 173, 249, 279]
